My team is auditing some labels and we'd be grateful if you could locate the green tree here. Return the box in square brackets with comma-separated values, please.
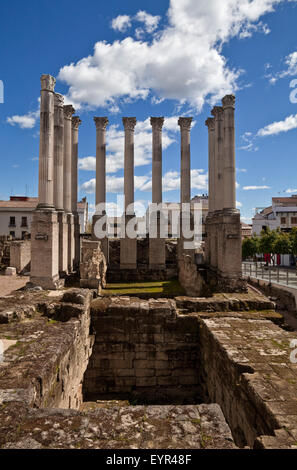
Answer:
[259, 228, 279, 265]
[274, 231, 292, 255]
[242, 236, 259, 260]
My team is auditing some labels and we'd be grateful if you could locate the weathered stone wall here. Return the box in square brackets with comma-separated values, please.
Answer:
[247, 277, 297, 315]
[0, 235, 12, 268]
[10, 240, 31, 274]
[0, 289, 94, 410]
[198, 315, 297, 448]
[83, 297, 201, 404]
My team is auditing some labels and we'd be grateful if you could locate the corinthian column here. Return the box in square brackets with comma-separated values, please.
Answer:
[120, 117, 137, 269]
[205, 118, 215, 213]
[37, 74, 56, 210]
[93, 117, 109, 262]
[30, 74, 62, 290]
[63, 104, 75, 272]
[63, 105, 75, 214]
[178, 117, 193, 204]
[211, 106, 224, 212]
[149, 117, 165, 269]
[123, 117, 137, 213]
[54, 93, 68, 276]
[222, 94, 236, 212]
[72, 116, 82, 270]
[178, 117, 194, 258]
[54, 93, 64, 211]
[205, 117, 215, 265]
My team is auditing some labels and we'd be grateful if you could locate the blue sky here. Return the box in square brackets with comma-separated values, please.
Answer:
[1, 0, 297, 222]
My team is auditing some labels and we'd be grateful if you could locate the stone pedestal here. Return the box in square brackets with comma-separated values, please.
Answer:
[58, 211, 68, 277]
[92, 214, 109, 262]
[31, 210, 64, 289]
[80, 239, 107, 292]
[120, 214, 137, 270]
[206, 209, 246, 292]
[149, 213, 166, 269]
[67, 213, 75, 273]
[74, 213, 81, 271]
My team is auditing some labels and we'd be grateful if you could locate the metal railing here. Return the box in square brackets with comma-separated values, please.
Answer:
[242, 261, 297, 288]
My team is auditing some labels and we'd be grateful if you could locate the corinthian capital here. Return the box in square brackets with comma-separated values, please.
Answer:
[122, 117, 137, 131]
[150, 117, 164, 131]
[72, 116, 82, 129]
[54, 93, 64, 108]
[178, 117, 193, 131]
[63, 105, 75, 120]
[222, 94, 235, 109]
[94, 117, 109, 130]
[41, 74, 56, 92]
[211, 106, 224, 120]
[205, 117, 215, 130]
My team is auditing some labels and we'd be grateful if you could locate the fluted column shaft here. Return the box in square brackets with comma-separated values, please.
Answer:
[53, 93, 64, 211]
[63, 105, 75, 213]
[205, 118, 215, 213]
[71, 116, 81, 214]
[222, 95, 236, 211]
[38, 75, 56, 209]
[211, 106, 224, 211]
[123, 117, 136, 213]
[94, 117, 109, 210]
[151, 117, 164, 204]
[178, 118, 193, 204]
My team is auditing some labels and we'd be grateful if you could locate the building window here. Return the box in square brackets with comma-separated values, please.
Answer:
[9, 216, 16, 227]
[281, 217, 286, 225]
[291, 217, 297, 225]
[21, 216, 27, 227]
[21, 231, 27, 240]
[9, 231, 15, 239]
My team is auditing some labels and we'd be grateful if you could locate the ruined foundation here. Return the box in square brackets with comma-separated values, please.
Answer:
[1, 286, 297, 449]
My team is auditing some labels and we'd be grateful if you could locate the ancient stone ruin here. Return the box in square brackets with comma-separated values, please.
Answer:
[0, 74, 296, 450]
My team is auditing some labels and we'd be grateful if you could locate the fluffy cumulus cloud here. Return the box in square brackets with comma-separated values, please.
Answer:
[81, 168, 207, 195]
[267, 50, 297, 83]
[243, 185, 270, 190]
[58, 0, 288, 113]
[257, 113, 297, 136]
[111, 15, 132, 33]
[78, 116, 187, 174]
[6, 109, 39, 129]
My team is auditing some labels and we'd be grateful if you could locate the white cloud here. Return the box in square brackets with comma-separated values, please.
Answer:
[59, 0, 287, 112]
[78, 116, 185, 173]
[111, 15, 132, 33]
[80, 168, 207, 194]
[236, 201, 242, 208]
[243, 185, 270, 190]
[6, 109, 39, 129]
[286, 188, 297, 194]
[257, 113, 297, 136]
[135, 10, 161, 33]
[238, 131, 259, 151]
[236, 168, 247, 173]
[267, 50, 297, 83]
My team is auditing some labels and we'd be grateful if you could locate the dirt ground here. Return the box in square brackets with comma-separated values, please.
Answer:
[0, 274, 28, 297]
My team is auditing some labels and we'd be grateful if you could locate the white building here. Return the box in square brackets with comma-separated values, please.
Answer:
[252, 195, 297, 236]
[0, 196, 88, 239]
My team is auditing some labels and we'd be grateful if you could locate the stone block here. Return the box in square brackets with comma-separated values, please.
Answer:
[5, 267, 16, 276]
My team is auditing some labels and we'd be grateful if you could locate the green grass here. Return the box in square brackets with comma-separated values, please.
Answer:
[102, 280, 185, 297]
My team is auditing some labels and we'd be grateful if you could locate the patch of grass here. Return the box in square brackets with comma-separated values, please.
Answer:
[102, 280, 185, 297]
